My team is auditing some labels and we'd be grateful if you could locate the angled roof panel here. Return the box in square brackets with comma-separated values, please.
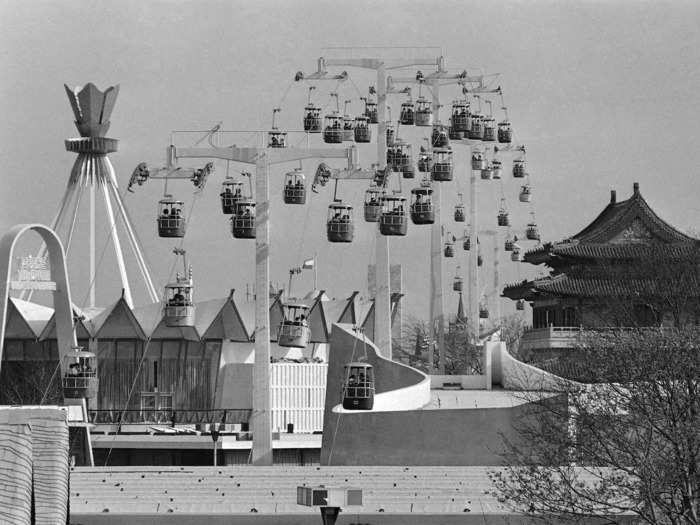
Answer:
[94, 297, 147, 340]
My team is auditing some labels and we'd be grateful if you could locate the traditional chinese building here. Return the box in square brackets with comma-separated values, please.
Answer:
[503, 183, 700, 361]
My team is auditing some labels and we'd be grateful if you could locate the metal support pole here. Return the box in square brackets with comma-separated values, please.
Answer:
[468, 153, 479, 344]
[251, 151, 272, 466]
[101, 183, 133, 308]
[494, 237, 501, 322]
[374, 62, 392, 360]
[430, 79, 445, 374]
[89, 180, 96, 308]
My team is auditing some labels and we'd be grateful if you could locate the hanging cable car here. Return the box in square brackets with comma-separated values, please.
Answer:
[448, 118, 463, 140]
[414, 97, 433, 127]
[157, 195, 186, 238]
[386, 122, 396, 147]
[444, 232, 455, 257]
[453, 266, 463, 292]
[431, 123, 449, 148]
[387, 140, 413, 173]
[410, 185, 435, 225]
[463, 230, 471, 251]
[483, 116, 496, 142]
[471, 149, 487, 171]
[164, 248, 195, 327]
[497, 199, 510, 226]
[454, 193, 465, 222]
[479, 303, 489, 319]
[431, 147, 453, 182]
[283, 168, 306, 205]
[498, 121, 513, 143]
[354, 115, 372, 143]
[327, 201, 354, 242]
[468, 113, 484, 140]
[526, 218, 540, 241]
[268, 108, 287, 148]
[417, 145, 433, 173]
[220, 178, 244, 214]
[519, 184, 532, 203]
[516, 299, 525, 311]
[364, 186, 385, 222]
[491, 159, 503, 180]
[451, 99, 470, 133]
[504, 235, 517, 252]
[342, 362, 375, 410]
[62, 345, 98, 400]
[478, 253, 483, 266]
[303, 87, 322, 133]
[231, 199, 256, 239]
[323, 113, 343, 144]
[511, 245, 521, 261]
[400, 100, 415, 125]
[379, 195, 408, 236]
[278, 303, 311, 348]
[342, 100, 355, 142]
[513, 158, 526, 178]
[363, 97, 378, 124]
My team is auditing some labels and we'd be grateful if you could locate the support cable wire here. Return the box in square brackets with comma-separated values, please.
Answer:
[327, 331, 360, 465]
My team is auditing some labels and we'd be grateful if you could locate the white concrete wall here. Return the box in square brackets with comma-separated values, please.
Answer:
[270, 363, 326, 433]
[429, 374, 488, 389]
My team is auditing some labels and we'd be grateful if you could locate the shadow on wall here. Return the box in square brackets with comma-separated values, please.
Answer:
[321, 326, 566, 466]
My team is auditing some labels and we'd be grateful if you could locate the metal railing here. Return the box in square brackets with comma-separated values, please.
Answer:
[88, 408, 251, 426]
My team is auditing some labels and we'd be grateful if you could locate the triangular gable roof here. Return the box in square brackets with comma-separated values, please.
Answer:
[305, 290, 328, 343]
[572, 184, 696, 244]
[131, 301, 198, 341]
[360, 300, 375, 341]
[320, 292, 357, 335]
[39, 303, 96, 341]
[4, 298, 53, 339]
[268, 292, 285, 342]
[201, 291, 250, 341]
[93, 296, 147, 340]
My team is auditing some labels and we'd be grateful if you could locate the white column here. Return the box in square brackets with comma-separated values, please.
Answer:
[373, 62, 392, 359]
[89, 169, 96, 308]
[430, 79, 445, 374]
[469, 153, 479, 342]
[251, 151, 272, 466]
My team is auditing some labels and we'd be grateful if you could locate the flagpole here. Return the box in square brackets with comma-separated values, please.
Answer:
[313, 251, 317, 290]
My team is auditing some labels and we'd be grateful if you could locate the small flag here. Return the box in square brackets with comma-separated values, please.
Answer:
[302, 258, 315, 270]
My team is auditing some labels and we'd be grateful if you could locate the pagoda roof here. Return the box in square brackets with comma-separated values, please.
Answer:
[503, 273, 700, 300]
[524, 183, 698, 265]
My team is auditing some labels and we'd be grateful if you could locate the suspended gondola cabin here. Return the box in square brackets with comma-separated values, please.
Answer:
[354, 116, 371, 143]
[526, 221, 540, 241]
[481, 163, 494, 180]
[504, 236, 516, 252]
[220, 179, 244, 214]
[511, 245, 521, 261]
[491, 159, 503, 180]
[482, 116, 496, 141]
[387, 140, 413, 173]
[513, 159, 526, 178]
[498, 121, 513, 143]
[451, 99, 470, 133]
[231, 199, 256, 239]
[278, 303, 311, 348]
[453, 269, 463, 292]
[379, 196, 408, 236]
[400, 101, 415, 125]
[386, 123, 395, 147]
[304, 105, 322, 133]
[62, 346, 98, 400]
[519, 184, 532, 202]
[410, 186, 435, 225]
[365, 100, 378, 124]
[164, 271, 195, 327]
[323, 113, 343, 144]
[471, 149, 487, 171]
[479, 304, 489, 319]
[454, 203, 465, 222]
[157, 196, 186, 238]
[417, 148, 433, 173]
[516, 299, 525, 311]
[342, 362, 374, 410]
[444, 237, 455, 258]
[463, 231, 471, 251]
[364, 187, 385, 222]
[431, 124, 449, 148]
[327, 202, 354, 242]
[414, 97, 433, 127]
[268, 130, 287, 148]
[283, 168, 306, 205]
[431, 148, 453, 182]
[468, 113, 484, 140]
[497, 200, 510, 226]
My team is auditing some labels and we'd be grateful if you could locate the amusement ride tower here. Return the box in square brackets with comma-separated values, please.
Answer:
[22, 83, 159, 307]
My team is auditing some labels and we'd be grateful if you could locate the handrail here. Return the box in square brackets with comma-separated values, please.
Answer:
[88, 408, 251, 426]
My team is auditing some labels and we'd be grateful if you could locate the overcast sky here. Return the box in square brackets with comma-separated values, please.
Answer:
[1, 0, 698, 320]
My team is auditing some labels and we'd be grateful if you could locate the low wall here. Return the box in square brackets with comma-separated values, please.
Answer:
[430, 374, 488, 390]
[0, 406, 69, 525]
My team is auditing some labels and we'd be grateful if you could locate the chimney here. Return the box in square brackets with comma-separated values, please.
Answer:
[610, 190, 616, 204]
[633, 182, 640, 195]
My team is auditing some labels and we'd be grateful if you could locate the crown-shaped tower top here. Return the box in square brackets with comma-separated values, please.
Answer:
[64, 83, 119, 137]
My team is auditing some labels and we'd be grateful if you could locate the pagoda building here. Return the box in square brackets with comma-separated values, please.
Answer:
[503, 182, 699, 361]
